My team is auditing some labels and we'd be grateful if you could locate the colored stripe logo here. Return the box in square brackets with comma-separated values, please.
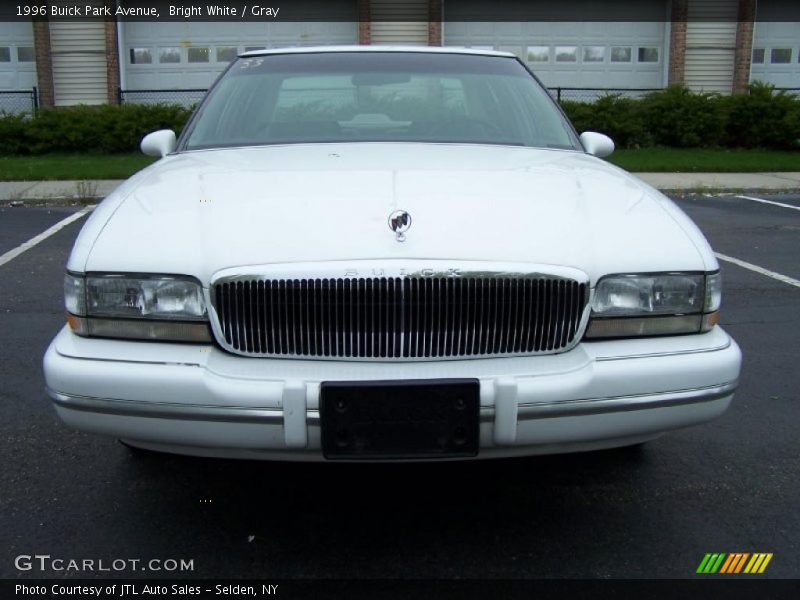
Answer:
[697, 553, 773, 574]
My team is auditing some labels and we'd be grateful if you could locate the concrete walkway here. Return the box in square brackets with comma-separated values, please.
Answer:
[1, 172, 799, 203]
[636, 171, 800, 192]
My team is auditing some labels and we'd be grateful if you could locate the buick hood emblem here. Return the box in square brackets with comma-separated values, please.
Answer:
[388, 210, 412, 242]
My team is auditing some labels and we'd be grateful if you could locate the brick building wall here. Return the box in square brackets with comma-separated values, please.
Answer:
[732, 0, 756, 94]
[358, 0, 371, 44]
[32, 18, 54, 107]
[668, 0, 688, 85]
[428, 0, 442, 46]
[103, 10, 120, 104]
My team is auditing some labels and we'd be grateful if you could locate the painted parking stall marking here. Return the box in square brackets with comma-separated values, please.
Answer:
[715, 253, 800, 290]
[734, 195, 800, 212]
[0, 206, 93, 268]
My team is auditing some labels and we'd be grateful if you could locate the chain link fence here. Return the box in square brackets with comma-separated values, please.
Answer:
[119, 86, 669, 108]
[117, 86, 800, 108]
[118, 88, 207, 107]
[547, 87, 664, 103]
[0, 88, 38, 114]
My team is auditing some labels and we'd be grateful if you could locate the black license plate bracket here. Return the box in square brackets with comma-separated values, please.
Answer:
[320, 379, 480, 459]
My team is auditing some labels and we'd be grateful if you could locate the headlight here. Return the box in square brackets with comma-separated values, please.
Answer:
[64, 273, 211, 342]
[585, 272, 721, 339]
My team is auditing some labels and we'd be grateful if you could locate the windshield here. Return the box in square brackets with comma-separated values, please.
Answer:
[182, 52, 580, 151]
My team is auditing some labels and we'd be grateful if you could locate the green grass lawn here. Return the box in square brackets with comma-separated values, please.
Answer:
[0, 148, 798, 181]
[0, 153, 157, 181]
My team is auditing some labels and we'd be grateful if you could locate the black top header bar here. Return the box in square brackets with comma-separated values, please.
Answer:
[2, 0, 800, 22]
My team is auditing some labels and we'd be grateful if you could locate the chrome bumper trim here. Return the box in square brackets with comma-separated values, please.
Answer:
[594, 338, 732, 362]
[516, 381, 738, 420]
[48, 380, 737, 426]
[47, 389, 283, 424]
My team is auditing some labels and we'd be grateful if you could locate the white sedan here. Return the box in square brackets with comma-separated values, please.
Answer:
[44, 47, 741, 460]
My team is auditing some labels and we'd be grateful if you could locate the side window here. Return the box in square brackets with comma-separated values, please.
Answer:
[637, 47, 659, 63]
[159, 47, 181, 64]
[130, 48, 152, 64]
[188, 47, 210, 63]
[526, 46, 549, 63]
[770, 48, 792, 64]
[17, 46, 35, 62]
[216, 47, 237, 63]
[555, 46, 578, 62]
[610, 47, 632, 63]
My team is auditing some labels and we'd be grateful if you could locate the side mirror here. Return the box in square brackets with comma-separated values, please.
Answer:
[579, 131, 615, 158]
[140, 129, 177, 158]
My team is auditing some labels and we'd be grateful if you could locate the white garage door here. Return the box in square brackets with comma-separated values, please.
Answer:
[750, 0, 800, 88]
[442, 1, 669, 92]
[0, 21, 36, 91]
[122, 18, 358, 91]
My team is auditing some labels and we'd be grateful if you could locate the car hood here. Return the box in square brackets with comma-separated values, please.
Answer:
[78, 143, 715, 284]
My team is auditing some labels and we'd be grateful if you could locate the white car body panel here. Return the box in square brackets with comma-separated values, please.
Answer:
[73, 144, 714, 281]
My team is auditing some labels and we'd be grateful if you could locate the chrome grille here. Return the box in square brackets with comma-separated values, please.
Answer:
[211, 274, 588, 359]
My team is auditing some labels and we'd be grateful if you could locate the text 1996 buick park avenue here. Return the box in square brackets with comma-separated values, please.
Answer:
[43, 47, 741, 461]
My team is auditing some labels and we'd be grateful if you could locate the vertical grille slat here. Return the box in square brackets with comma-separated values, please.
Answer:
[213, 273, 587, 358]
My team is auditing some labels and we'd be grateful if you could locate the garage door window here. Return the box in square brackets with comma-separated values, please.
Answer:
[159, 47, 181, 64]
[770, 48, 792, 64]
[752, 48, 765, 64]
[188, 47, 210, 63]
[130, 48, 152, 64]
[610, 47, 632, 63]
[0, 47, 10, 62]
[17, 47, 34, 62]
[217, 47, 238, 63]
[526, 46, 549, 62]
[555, 47, 577, 62]
[582, 47, 604, 63]
[638, 47, 659, 63]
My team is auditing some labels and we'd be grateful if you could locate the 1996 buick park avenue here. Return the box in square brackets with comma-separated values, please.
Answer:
[43, 47, 741, 460]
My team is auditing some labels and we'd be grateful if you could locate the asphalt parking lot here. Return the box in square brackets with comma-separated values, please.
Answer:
[1, 193, 798, 580]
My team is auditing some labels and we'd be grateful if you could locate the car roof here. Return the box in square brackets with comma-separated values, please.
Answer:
[238, 45, 516, 59]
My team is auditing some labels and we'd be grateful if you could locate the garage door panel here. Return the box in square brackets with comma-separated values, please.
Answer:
[750, 7, 800, 88]
[122, 11, 358, 91]
[444, 18, 668, 89]
[0, 21, 36, 93]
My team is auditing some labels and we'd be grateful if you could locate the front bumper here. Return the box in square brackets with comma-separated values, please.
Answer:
[43, 326, 742, 460]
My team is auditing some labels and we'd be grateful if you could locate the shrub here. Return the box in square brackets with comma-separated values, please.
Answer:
[0, 103, 192, 155]
[0, 87, 798, 154]
[0, 113, 28, 154]
[561, 84, 800, 150]
[562, 94, 650, 148]
[638, 85, 727, 147]
[720, 82, 800, 149]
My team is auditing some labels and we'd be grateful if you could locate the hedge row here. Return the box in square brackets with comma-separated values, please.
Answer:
[0, 103, 191, 155]
[562, 83, 800, 150]
[0, 83, 798, 154]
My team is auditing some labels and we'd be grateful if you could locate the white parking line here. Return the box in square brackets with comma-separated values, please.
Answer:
[735, 195, 800, 212]
[0, 206, 93, 268]
[715, 252, 800, 289]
